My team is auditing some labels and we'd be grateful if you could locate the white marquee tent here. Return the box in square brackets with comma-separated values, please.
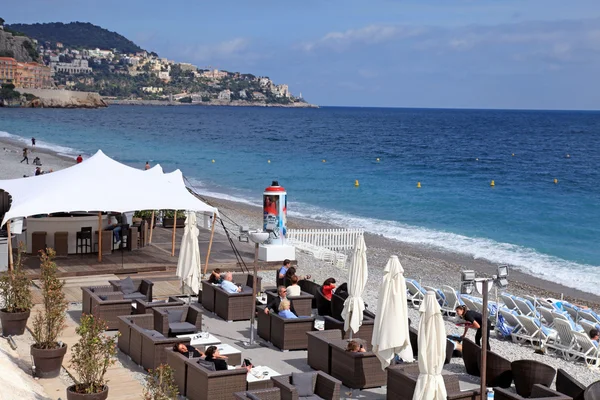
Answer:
[0, 150, 218, 265]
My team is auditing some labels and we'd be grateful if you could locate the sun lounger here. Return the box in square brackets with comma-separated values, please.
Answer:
[572, 330, 600, 367]
[579, 309, 600, 325]
[513, 297, 540, 318]
[551, 311, 583, 332]
[405, 279, 426, 307]
[515, 315, 557, 347]
[538, 307, 555, 327]
[423, 285, 445, 307]
[548, 319, 579, 361]
[498, 309, 526, 343]
[460, 295, 480, 313]
[562, 303, 581, 322]
[500, 293, 518, 311]
[441, 285, 463, 316]
[579, 319, 600, 336]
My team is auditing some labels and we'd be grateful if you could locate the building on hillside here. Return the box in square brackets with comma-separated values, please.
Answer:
[0, 57, 52, 88]
[252, 91, 267, 100]
[0, 57, 18, 85]
[271, 84, 290, 98]
[178, 62, 197, 72]
[87, 48, 114, 59]
[56, 42, 64, 49]
[201, 69, 228, 80]
[239, 89, 247, 99]
[218, 89, 231, 101]
[51, 59, 92, 74]
[259, 77, 271, 87]
[158, 71, 171, 81]
[142, 86, 163, 94]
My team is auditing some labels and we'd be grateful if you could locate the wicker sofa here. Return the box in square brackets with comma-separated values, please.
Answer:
[386, 363, 480, 400]
[185, 357, 248, 400]
[134, 296, 185, 314]
[165, 347, 203, 397]
[271, 372, 341, 400]
[81, 285, 117, 314]
[494, 384, 571, 400]
[152, 304, 203, 337]
[235, 388, 281, 400]
[117, 313, 154, 356]
[89, 291, 134, 330]
[511, 360, 556, 398]
[555, 368, 585, 400]
[202, 274, 263, 314]
[108, 278, 153, 301]
[299, 280, 321, 309]
[462, 338, 481, 376]
[329, 339, 386, 389]
[269, 312, 315, 351]
[214, 285, 255, 322]
[482, 350, 512, 389]
[323, 309, 376, 346]
[265, 289, 314, 317]
[306, 329, 343, 374]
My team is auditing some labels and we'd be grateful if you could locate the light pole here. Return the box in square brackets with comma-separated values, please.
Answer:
[244, 231, 269, 347]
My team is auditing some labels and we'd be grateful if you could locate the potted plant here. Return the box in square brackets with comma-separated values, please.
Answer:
[143, 364, 178, 400]
[0, 245, 33, 335]
[67, 314, 117, 400]
[161, 210, 185, 228]
[30, 248, 68, 378]
[133, 210, 155, 224]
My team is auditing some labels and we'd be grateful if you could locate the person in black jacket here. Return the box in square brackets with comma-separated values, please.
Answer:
[205, 346, 251, 371]
[264, 285, 295, 315]
[173, 343, 203, 358]
[456, 305, 491, 350]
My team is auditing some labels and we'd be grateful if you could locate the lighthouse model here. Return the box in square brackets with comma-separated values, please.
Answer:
[259, 181, 296, 261]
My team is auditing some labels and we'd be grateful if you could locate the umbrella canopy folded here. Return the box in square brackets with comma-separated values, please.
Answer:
[413, 291, 447, 400]
[176, 212, 201, 294]
[342, 235, 368, 334]
[372, 255, 414, 370]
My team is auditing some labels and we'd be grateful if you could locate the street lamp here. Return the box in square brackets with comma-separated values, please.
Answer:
[243, 230, 269, 348]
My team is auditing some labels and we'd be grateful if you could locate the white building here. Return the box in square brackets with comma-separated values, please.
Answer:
[158, 71, 171, 81]
[87, 48, 114, 59]
[218, 90, 231, 101]
[51, 59, 92, 74]
[142, 86, 163, 94]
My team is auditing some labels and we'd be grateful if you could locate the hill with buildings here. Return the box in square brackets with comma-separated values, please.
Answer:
[6, 22, 144, 54]
[0, 18, 39, 62]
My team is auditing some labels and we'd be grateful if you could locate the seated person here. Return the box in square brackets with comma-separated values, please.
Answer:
[173, 342, 204, 358]
[208, 268, 223, 284]
[278, 299, 298, 319]
[346, 340, 366, 353]
[265, 286, 290, 314]
[106, 213, 122, 247]
[284, 267, 311, 286]
[278, 259, 291, 285]
[204, 345, 251, 372]
[590, 329, 599, 347]
[220, 272, 242, 293]
[321, 278, 337, 301]
[286, 275, 301, 297]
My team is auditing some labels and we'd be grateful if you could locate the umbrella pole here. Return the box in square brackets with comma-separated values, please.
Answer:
[148, 210, 155, 244]
[203, 212, 217, 276]
[171, 211, 177, 257]
[98, 212, 102, 262]
[6, 220, 13, 271]
[480, 279, 489, 397]
[348, 310, 353, 340]
[249, 241, 259, 345]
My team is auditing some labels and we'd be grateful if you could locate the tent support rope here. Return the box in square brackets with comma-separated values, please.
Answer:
[203, 212, 217, 276]
[171, 211, 177, 256]
[98, 212, 102, 262]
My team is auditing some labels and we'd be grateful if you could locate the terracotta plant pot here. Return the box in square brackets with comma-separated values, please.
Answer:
[31, 343, 68, 378]
[0, 309, 30, 336]
[66, 385, 109, 400]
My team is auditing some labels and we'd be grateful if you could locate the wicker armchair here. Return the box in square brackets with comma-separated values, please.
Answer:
[386, 363, 480, 400]
[271, 372, 341, 400]
[299, 280, 321, 309]
[232, 273, 262, 291]
[201, 280, 218, 312]
[214, 286, 255, 322]
[462, 338, 481, 377]
[109, 278, 153, 301]
[81, 285, 116, 314]
[269, 312, 315, 351]
[481, 350, 512, 389]
[329, 339, 386, 389]
[134, 296, 185, 314]
[555, 368, 585, 400]
[185, 358, 248, 400]
[511, 359, 556, 398]
[139, 327, 191, 371]
[165, 347, 203, 397]
[306, 329, 343, 374]
[153, 305, 203, 337]
[90, 291, 133, 330]
[315, 287, 332, 317]
[265, 289, 314, 317]
[257, 305, 272, 342]
[494, 384, 571, 400]
[323, 309, 376, 346]
[584, 381, 600, 400]
[409, 326, 419, 358]
[117, 314, 153, 356]
[234, 388, 281, 400]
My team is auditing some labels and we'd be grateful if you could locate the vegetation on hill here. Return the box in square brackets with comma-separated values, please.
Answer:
[6, 22, 144, 54]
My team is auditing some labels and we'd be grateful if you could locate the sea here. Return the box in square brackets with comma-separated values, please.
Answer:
[1, 106, 599, 293]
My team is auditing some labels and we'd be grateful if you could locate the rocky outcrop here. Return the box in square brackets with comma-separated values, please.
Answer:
[19, 89, 107, 108]
[0, 29, 37, 62]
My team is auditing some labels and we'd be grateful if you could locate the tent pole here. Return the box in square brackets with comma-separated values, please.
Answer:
[148, 210, 155, 244]
[171, 211, 177, 257]
[203, 212, 217, 276]
[480, 279, 489, 398]
[6, 220, 13, 271]
[98, 212, 103, 262]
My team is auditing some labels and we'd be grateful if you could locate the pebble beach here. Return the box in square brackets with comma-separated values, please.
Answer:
[1, 136, 599, 392]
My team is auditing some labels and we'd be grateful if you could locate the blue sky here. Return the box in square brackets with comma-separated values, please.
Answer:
[4, 1, 600, 109]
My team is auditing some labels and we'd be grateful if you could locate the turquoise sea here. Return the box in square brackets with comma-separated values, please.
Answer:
[1, 106, 599, 292]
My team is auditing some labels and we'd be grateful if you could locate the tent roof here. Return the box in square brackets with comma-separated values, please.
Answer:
[0, 150, 217, 226]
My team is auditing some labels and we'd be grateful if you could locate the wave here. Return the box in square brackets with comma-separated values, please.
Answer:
[189, 181, 600, 295]
[0, 130, 81, 158]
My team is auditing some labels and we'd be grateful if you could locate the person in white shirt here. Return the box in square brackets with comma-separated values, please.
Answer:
[220, 272, 242, 293]
[286, 275, 301, 297]
[107, 214, 122, 247]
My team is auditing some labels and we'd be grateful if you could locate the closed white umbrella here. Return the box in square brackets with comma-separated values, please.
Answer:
[413, 291, 447, 400]
[176, 212, 202, 294]
[372, 255, 414, 370]
[342, 235, 368, 335]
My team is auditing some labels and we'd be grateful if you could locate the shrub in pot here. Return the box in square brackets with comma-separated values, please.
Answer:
[67, 314, 117, 400]
[0, 245, 33, 336]
[143, 364, 178, 400]
[30, 249, 68, 378]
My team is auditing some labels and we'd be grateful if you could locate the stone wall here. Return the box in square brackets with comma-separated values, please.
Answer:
[19, 89, 107, 108]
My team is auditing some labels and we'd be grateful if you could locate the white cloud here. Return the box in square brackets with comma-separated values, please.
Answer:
[182, 38, 253, 64]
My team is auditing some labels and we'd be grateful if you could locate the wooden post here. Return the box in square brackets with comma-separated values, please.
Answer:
[98, 212, 103, 262]
[171, 210, 177, 257]
[6, 220, 13, 271]
[203, 212, 217, 275]
[480, 279, 489, 398]
[148, 210, 155, 244]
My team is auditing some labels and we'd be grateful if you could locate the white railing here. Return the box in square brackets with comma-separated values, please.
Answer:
[287, 228, 364, 252]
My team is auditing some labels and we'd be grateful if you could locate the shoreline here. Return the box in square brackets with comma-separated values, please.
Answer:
[105, 99, 319, 108]
[0, 135, 597, 307]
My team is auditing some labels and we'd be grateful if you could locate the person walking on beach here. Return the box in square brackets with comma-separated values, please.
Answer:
[20, 148, 29, 164]
[456, 305, 491, 350]
[145, 161, 151, 170]
[76, 154, 83, 163]
[31, 137, 36, 146]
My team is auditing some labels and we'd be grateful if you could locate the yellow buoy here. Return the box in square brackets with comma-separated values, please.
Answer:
[417, 182, 421, 188]
[354, 180, 359, 187]
[211, 159, 215, 163]
[512, 153, 515, 157]
[554, 178, 558, 184]
[322, 159, 326, 163]
[376, 158, 380, 162]
[267, 160, 271, 163]
[490, 180, 495, 187]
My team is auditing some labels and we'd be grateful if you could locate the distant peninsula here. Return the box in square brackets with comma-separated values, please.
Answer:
[1, 20, 316, 108]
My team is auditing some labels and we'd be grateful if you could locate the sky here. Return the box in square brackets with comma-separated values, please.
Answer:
[3, 0, 600, 109]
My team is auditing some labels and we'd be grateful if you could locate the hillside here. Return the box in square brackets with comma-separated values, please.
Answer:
[0, 29, 39, 62]
[6, 22, 144, 54]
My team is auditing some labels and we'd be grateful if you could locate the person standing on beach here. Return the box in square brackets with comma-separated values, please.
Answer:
[455, 305, 491, 350]
[76, 154, 83, 163]
[20, 148, 29, 164]
[31, 137, 36, 147]
[145, 161, 151, 170]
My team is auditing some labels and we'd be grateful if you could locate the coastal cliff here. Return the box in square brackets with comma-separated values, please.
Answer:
[19, 89, 107, 108]
[0, 27, 38, 62]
